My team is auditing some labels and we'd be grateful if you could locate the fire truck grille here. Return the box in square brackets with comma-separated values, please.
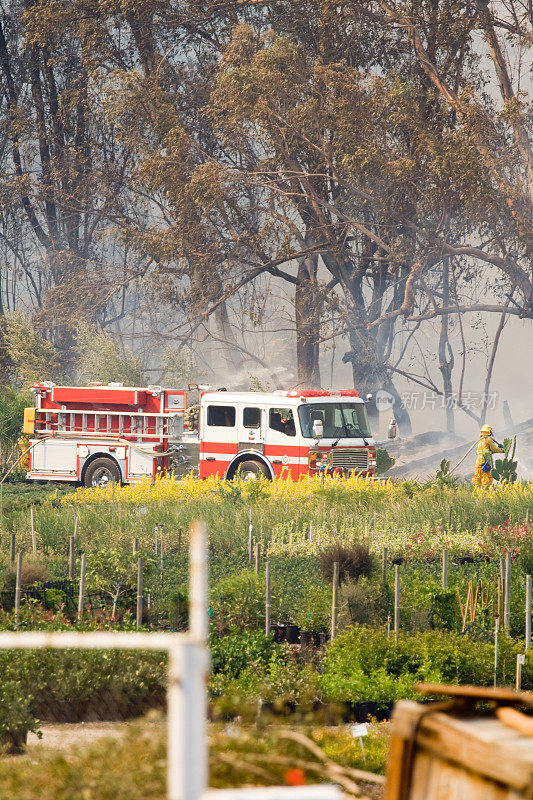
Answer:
[330, 448, 368, 471]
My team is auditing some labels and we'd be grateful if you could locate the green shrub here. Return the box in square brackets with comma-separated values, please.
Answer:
[210, 629, 278, 677]
[319, 626, 532, 706]
[210, 570, 269, 634]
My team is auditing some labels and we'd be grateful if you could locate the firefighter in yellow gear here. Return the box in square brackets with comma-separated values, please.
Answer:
[472, 424, 503, 488]
[17, 435, 30, 471]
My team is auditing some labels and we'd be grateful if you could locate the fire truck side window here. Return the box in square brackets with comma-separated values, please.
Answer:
[207, 405, 236, 427]
[243, 407, 261, 428]
[269, 408, 296, 437]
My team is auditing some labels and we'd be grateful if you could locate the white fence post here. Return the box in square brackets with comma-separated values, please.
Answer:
[168, 520, 209, 800]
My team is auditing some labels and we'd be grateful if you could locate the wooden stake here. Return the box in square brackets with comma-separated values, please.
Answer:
[68, 536, 75, 580]
[248, 511, 253, 563]
[382, 547, 388, 584]
[9, 533, 15, 565]
[136, 557, 143, 628]
[155, 524, 159, 555]
[31, 531, 37, 554]
[265, 561, 271, 635]
[472, 582, 479, 624]
[78, 553, 86, 621]
[526, 574, 531, 650]
[14, 553, 22, 629]
[504, 552, 512, 629]
[331, 561, 339, 641]
[254, 542, 261, 574]
[442, 549, 448, 590]
[394, 564, 400, 642]
[494, 616, 499, 687]
[516, 653, 524, 690]
[133, 537, 139, 555]
[160, 525, 164, 586]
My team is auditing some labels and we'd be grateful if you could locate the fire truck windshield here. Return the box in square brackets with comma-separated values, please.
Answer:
[298, 402, 371, 439]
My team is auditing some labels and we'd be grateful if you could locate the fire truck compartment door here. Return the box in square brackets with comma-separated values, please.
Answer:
[129, 447, 154, 477]
[238, 405, 265, 449]
[32, 440, 77, 474]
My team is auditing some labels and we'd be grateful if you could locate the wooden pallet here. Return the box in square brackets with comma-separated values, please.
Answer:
[384, 684, 533, 800]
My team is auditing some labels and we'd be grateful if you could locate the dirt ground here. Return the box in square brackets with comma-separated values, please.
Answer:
[26, 720, 130, 751]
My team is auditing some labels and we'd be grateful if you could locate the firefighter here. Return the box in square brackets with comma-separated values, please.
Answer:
[472, 424, 503, 488]
[17, 435, 31, 471]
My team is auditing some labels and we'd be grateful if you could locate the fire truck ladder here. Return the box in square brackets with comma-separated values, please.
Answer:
[33, 409, 177, 443]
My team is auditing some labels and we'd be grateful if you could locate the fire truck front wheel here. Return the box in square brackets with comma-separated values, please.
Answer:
[236, 460, 270, 481]
[83, 457, 122, 489]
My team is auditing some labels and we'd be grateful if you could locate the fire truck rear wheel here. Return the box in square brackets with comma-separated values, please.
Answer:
[238, 460, 270, 481]
[84, 457, 122, 489]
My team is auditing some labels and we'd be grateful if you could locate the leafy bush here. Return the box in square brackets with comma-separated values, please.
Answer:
[376, 448, 395, 475]
[296, 584, 331, 632]
[210, 570, 270, 634]
[210, 629, 278, 677]
[2, 557, 49, 590]
[319, 626, 532, 706]
[319, 543, 374, 584]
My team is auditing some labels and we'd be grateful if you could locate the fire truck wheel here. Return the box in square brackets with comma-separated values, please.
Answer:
[238, 460, 270, 481]
[84, 457, 122, 489]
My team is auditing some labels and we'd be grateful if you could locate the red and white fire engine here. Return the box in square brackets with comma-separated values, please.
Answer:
[23, 382, 387, 487]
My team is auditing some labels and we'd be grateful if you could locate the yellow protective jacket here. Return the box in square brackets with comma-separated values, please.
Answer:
[476, 435, 503, 466]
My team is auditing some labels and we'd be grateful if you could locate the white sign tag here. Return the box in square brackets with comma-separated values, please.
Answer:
[518, 654, 526, 665]
[351, 723, 369, 738]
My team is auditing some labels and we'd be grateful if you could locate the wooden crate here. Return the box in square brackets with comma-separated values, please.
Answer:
[384, 685, 533, 800]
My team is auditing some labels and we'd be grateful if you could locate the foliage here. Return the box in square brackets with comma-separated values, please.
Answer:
[0, 386, 31, 472]
[435, 459, 459, 488]
[376, 448, 395, 475]
[2, 557, 49, 590]
[320, 626, 532, 705]
[492, 437, 518, 484]
[319, 543, 375, 584]
[75, 324, 144, 387]
[210, 570, 269, 635]
[2, 314, 60, 390]
[86, 549, 156, 619]
[210, 629, 279, 678]
[295, 584, 331, 633]
[0, 718, 389, 798]
[0, 679, 41, 753]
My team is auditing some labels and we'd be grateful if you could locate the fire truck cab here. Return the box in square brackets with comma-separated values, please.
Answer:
[198, 389, 377, 480]
[23, 383, 378, 486]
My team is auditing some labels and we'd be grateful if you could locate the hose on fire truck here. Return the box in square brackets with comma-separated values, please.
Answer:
[0, 434, 183, 486]
[0, 435, 57, 486]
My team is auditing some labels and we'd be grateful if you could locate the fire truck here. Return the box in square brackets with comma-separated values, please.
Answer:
[23, 382, 389, 487]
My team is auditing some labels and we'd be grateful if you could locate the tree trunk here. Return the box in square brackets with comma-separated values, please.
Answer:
[343, 326, 412, 435]
[295, 252, 320, 388]
[438, 258, 455, 433]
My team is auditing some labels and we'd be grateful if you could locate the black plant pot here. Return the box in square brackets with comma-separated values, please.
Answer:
[271, 624, 301, 644]
[355, 700, 378, 722]
[375, 701, 394, 721]
[285, 624, 300, 644]
[300, 631, 314, 648]
[317, 632, 329, 647]
[271, 625, 286, 643]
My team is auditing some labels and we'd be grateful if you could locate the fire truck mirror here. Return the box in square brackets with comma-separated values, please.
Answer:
[312, 419, 324, 440]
